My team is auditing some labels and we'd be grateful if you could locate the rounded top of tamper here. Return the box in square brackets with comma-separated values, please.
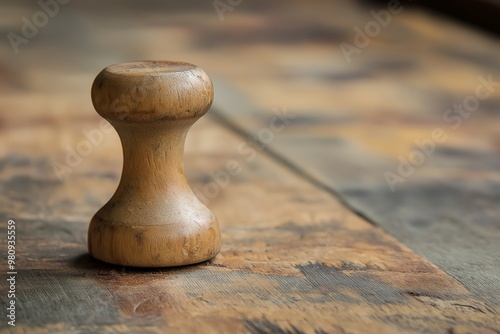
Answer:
[91, 61, 214, 122]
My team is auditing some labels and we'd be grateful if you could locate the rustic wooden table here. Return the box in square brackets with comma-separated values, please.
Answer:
[1, 1, 499, 333]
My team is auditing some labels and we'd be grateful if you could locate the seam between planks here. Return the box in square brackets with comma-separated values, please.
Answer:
[208, 109, 381, 229]
[207, 108, 494, 308]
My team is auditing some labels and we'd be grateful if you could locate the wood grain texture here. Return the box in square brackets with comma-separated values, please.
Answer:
[88, 61, 220, 267]
[202, 2, 500, 310]
[0, 114, 499, 333]
[0, 0, 499, 333]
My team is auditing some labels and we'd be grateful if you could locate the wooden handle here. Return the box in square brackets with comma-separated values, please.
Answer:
[88, 61, 221, 267]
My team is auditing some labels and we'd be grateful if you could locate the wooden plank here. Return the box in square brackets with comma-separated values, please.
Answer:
[0, 96, 499, 332]
[202, 6, 500, 310]
[0, 1, 499, 332]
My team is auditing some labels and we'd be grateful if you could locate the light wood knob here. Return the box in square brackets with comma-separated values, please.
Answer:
[88, 61, 221, 267]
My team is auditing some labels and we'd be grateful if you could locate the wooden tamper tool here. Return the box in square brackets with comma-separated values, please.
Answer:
[88, 61, 221, 267]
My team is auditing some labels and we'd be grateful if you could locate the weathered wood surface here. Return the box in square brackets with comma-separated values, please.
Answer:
[1, 111, 499, 333]
[206, 2, 500, 309]
[1, 0, 499, 333]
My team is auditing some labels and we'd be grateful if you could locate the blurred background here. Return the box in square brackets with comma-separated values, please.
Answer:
[1, 0, 499, 308]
